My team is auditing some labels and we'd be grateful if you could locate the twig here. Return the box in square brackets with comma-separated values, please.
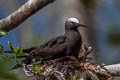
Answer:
[53, 71, 66, 80]
[23, 64, 33, 77]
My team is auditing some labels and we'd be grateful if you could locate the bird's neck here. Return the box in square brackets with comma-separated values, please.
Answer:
[65, 29, 81, 39]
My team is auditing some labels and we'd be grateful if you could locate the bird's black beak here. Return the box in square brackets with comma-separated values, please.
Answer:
[77, 23, 88, 27]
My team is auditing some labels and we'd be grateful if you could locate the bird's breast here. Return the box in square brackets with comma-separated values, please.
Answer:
[65, 30, 82, 57]
[67, 31, 81, 45]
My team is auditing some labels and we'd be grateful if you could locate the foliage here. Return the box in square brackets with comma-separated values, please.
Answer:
[0, 30, 8, 37]
[0, 41, 43, 80]
[0, 56, 21, 80]
[0, 41, 27, 80]
[72, 76, 84, 80]
[8, 41, 28, 57]
[72, 76, 76, 80]
[0, 41, 29, 69]
[31, 59, 43, 76]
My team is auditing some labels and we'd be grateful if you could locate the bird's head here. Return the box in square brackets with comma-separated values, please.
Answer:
[65, 18, 87, 30]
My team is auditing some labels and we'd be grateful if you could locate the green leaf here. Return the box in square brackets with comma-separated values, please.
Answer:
[8, 41, 28, 57]
[14, 47, 21, 55]
[0, 60, 21, 80]
[32, 59, 36, 71]
[34, 66, 41, 71]
[8, 41, 14, 53]
[0, 30, 8, 37]
[31, 60, 43, 75]
[72, 76, 76, 80]
[37, 71, 43, 75]
[79, 78, 84, 80]
[16, 53, 28, 58]
[14, 47, 28, 57]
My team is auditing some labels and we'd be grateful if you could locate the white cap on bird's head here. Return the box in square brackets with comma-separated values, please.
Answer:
[65, 18, 87, 29]
[67, 18, 79, 24]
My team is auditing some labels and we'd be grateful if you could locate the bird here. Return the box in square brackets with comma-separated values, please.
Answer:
[22, 18, 87, 64]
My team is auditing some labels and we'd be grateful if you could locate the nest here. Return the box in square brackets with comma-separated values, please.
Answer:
[22, 44, 112, 80]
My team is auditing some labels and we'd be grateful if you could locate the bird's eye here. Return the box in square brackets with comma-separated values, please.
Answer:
[71, 22, 75, 24]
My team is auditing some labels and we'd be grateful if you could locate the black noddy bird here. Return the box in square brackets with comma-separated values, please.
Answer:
[21, 18, 87, 64]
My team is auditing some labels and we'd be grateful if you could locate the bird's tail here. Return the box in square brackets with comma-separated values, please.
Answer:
[4, 46, 38, 53]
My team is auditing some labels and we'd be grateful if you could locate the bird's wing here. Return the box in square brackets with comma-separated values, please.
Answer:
[32, 36, 67, 57]
[23, 36, 66, 54]
[22, 36, 67, 64]
[41, 36, 66, 48]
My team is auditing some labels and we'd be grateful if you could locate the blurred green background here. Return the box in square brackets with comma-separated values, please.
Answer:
[0, 0, 120, 79]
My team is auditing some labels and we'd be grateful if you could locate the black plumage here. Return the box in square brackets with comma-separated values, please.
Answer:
[22, 18, 87, 64]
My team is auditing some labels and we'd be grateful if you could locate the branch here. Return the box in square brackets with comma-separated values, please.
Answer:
[0, 0, 55, 32]
[105, 64, 120, 77]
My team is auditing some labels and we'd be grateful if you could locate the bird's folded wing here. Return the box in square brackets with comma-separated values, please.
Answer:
[37, 43, 67, 57]
[22, 35, 67, 59]
[41, 35, 66, 48]
[32, 36, 67, 57]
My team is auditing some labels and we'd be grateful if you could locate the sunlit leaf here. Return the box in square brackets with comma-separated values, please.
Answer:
[0, 30, 8, 37]
[79, 78, 84, 80]
[34, 66, 41, 71]
[37, 71, 43, 75]
[8, 41, 14, 53]
[72, 76, 76, 80]
[13, 47, 28, 57]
